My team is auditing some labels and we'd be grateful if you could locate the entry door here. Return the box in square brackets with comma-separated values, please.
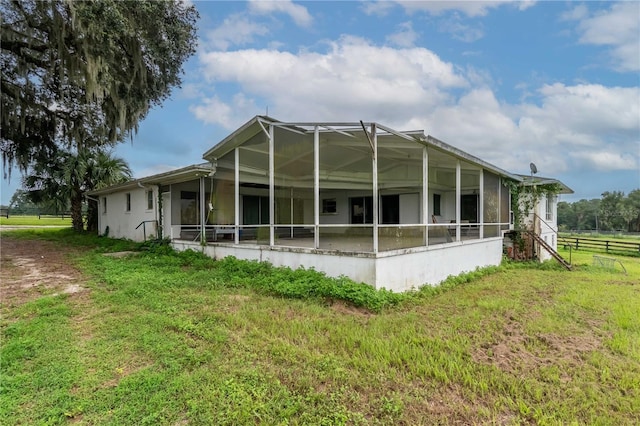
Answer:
[381, 195, 400, 224]
[461, 194, 478, 223]
[350, 196, 373, 224]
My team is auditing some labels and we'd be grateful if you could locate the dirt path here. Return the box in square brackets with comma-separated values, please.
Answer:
[1, 236, 86, 307]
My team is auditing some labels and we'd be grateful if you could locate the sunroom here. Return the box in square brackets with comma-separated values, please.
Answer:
[170, 116, 515, 291]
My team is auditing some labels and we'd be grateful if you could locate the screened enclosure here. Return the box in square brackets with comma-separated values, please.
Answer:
[182, 117, 516, 253]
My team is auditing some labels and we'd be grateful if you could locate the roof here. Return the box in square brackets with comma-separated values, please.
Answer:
[515, 174, 574, 194]
[86, 163, 214, 196]
[202, 115, 523, 181]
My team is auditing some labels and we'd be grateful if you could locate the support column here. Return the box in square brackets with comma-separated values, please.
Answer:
[455, 160, 461, 241]
[234, 148, 240, 244]
[479, 169, 484, 239]
[199, 175, 206, 244]
[423, 146, 429, 246]
[269, 124, 275, 246]
[372, 123, 378, 253]
[314, 126, 320, 249]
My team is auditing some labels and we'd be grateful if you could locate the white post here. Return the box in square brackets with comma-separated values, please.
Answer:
[371, 123, 378, 253]
[455, 160, 461, 241]
[314, 126, 320, 249]
[479, 169, 484, 239]
[199, 175, 206, 244]
[234, 148, 240, 244]
[423, 146, 429, 246]
[269, 124, 275, 246]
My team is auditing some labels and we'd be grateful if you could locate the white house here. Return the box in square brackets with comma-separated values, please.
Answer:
[89, 116, 572, 292]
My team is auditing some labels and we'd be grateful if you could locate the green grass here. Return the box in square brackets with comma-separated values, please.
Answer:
[2, 229, 639, 425]
[0, 215, 71, 226]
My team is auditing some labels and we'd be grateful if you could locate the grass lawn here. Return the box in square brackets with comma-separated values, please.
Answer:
[0, 215, 72, 227]
[1, 229, 639, 425]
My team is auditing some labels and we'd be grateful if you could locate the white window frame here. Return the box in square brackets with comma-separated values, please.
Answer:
[125, 193, 131, 212]
[146, 190, 153, 210]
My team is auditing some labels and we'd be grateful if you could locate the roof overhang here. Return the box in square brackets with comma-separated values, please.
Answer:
[86, 163, 214, 196]
[515, 174, 574, 194]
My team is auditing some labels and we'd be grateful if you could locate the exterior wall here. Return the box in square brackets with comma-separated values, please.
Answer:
[98, 187, 158, 241]
[375, 238, 504, 291]
[535, 194, 558, 261]
[172, 237, 504, 292]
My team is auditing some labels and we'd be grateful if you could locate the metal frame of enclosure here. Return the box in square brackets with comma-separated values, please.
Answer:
[180, 116, 516, 253]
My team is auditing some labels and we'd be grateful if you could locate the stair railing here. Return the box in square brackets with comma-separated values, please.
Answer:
[135, 220, 158, 241]
[531, 212, 572, 265]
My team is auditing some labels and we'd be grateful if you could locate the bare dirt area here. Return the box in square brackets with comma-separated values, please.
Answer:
[1, 236, 87, 307]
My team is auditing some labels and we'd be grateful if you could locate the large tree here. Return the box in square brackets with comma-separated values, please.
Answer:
[1, 0, 198, 174]
[24, 148, 131, 231]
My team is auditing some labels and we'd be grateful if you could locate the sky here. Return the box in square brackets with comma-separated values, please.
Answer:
[2, 0, 639, 204]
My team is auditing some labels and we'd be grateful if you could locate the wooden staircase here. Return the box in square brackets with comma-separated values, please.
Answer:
[526, 230, 572, 270]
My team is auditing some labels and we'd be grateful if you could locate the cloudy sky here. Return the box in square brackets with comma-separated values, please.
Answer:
[2, 0, 639, 204]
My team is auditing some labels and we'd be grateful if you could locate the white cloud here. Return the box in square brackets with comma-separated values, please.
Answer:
[438, 15, 485, 42]
[248, 0, 313, 27]
[570, 151, 637, 172]
[361, 1, 396, 17]
[197, 36, 467, 124]
[396, 0, 535, 17]
[190, 94, 258, 130]
[192, 38, 639, 176]
[386, 21, 419, 47]
[206, 14, 269, 50]
[569, 2, 640, 72]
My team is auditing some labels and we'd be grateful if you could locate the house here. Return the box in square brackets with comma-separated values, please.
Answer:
[88, 116, 572, 292]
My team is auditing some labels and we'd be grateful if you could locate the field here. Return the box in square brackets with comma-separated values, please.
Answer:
[0, 215, 72, 227]
[1, 228, 638, 425]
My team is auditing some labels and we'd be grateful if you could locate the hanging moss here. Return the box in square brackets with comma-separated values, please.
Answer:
[1, 0, 198, 175]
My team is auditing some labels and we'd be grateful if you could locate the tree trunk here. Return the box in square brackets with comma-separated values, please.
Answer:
[86, 198, 98, 232]
[70, 190, 84, 232]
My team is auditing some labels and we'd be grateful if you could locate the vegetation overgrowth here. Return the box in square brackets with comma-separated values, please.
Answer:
[2, 228, 639, 424]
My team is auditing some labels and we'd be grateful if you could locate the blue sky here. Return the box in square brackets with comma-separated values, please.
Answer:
[2, 0, 639, 204]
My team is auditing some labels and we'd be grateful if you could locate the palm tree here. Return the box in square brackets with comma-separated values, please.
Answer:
[84, 150, 132, 232]
[23, 148, 131, 232]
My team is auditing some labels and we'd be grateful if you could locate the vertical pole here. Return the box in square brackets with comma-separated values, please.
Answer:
[290, 186, 294, 238]
[199, 175, 206, 244]
[234, 149, 240, 244]
[423, 146, 429, 246]
[314, 126, 320, 249]
[269, 124, 275, 246]
[479, 170, 484, 239]
[456, 160, 461, 241]
[372, 123, 378, 253]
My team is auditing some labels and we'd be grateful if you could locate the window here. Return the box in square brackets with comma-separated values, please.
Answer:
[102, 197, 107, 214]
[321, 198, 337, 214]
[545, 195, 554, 221]
[146, 190, 153, 210]
[433, 194, 441, 216]
[125, 193, 131, 212]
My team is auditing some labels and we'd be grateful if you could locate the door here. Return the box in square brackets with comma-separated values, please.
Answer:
[461, 194, 478, 223]
[350, 196, 373, 224]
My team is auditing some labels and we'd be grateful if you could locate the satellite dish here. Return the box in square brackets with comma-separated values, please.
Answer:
[530, 162, 538, 175]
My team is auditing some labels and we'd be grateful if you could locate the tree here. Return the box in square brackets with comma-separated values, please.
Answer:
[23, 148, 131, 231]
[1, 0, 198, 175]
[8, 189, 40, 215]
[626, 189, 640, 232]
[600, 191, 625, 231]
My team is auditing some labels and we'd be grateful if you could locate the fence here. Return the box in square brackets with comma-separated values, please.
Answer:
[563, 237, 640, 256]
